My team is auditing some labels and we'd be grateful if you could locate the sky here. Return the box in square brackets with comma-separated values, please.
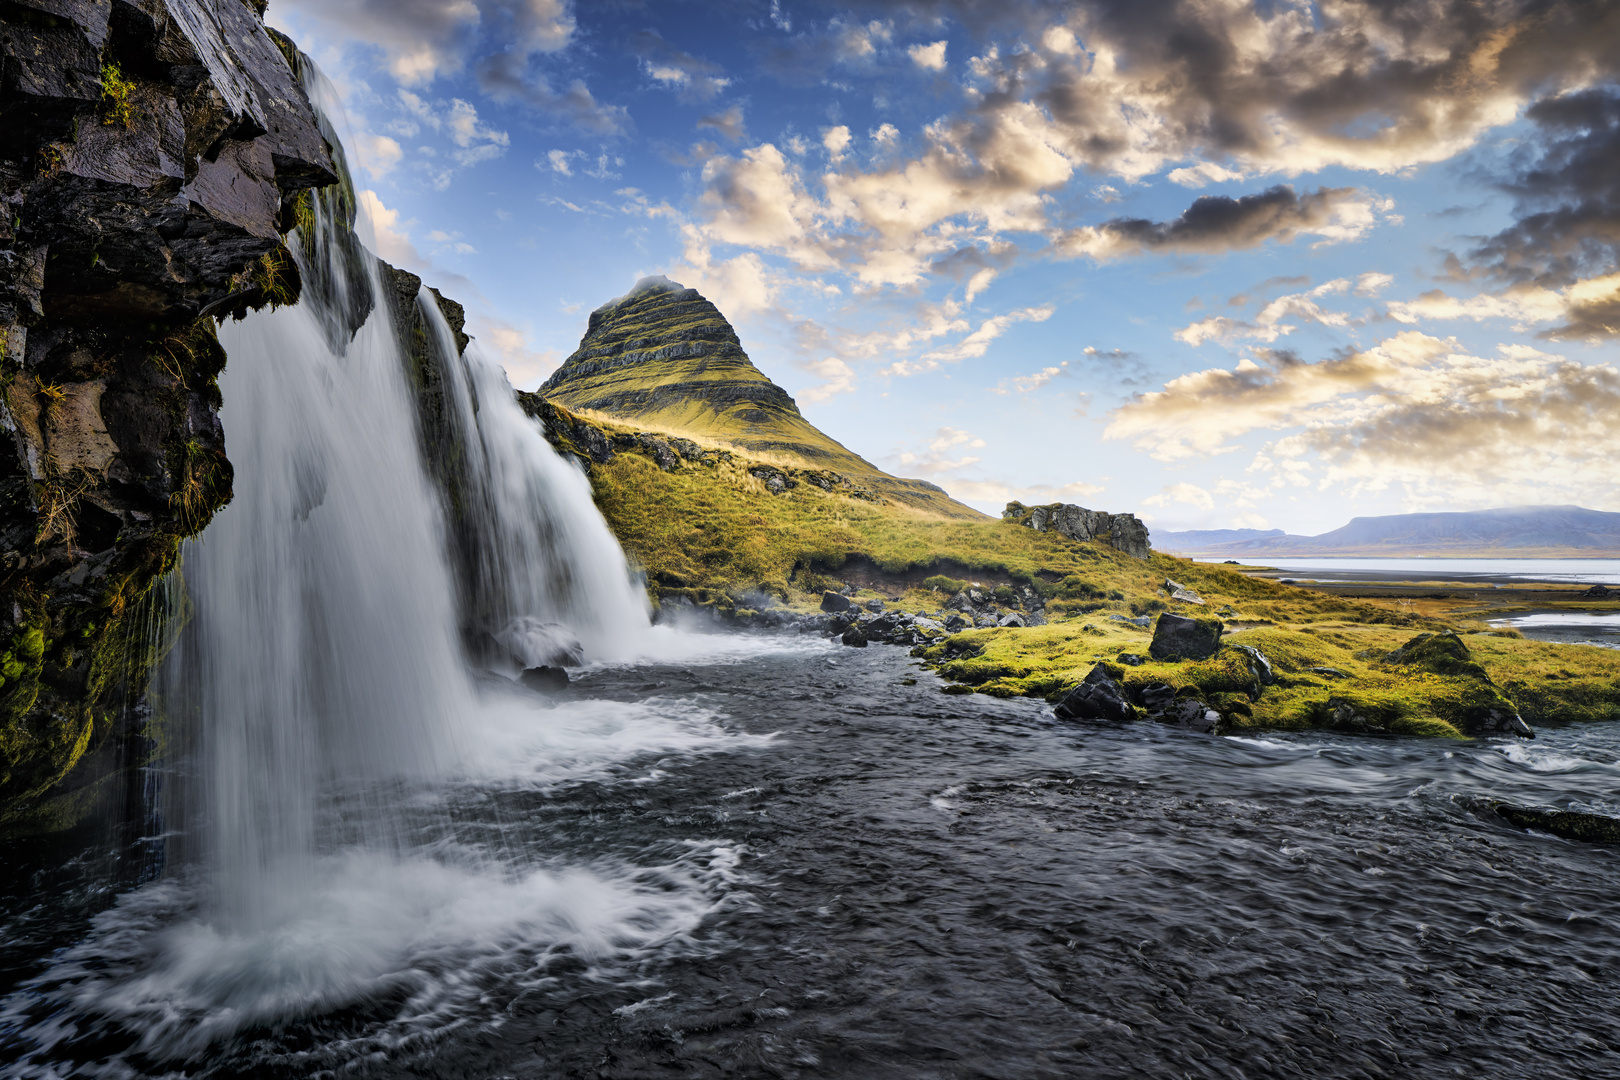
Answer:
[267, 0, 1620, 534]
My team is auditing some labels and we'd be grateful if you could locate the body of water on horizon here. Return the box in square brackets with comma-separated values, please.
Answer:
[1208, 557, 1620, 585]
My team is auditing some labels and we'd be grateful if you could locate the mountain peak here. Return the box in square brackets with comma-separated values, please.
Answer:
[539, 279, 985, 520]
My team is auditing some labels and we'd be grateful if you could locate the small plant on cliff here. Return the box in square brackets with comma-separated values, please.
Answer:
[100, 61, 135, 128]
[251, 247, 302, 310]
[34, 467, 97, 553]
[169, 439, 225, 534]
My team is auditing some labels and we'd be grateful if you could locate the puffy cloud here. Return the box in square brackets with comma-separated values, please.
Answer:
[798, 357, 856, 403]
[1144, 482, 1215, 511]
[469, 316, 561, 389]
[822, 125, 853, 162]
[1355, 272, 1394, 297]
[274, 0, 573, 85]
[944, 478, 1105, 508]
[913, 305, 1053, 366]
[698, 105, 747, 142]
[632, 30, 731, 101]
[356, 190, 426, 270]
[1055, 187, 1381, 260]
[354, 133, 403, 178]
[1176, 279, 1355, 346]
[892, 426, 988, 476]
[994, 361, 1068, 395]
[475, 53, 627, 134]
[446, 98, 509, 165]
[1387, 274, 1620, 339]
[908, 40, 948, 71]
[1106, 330, 1620, 505]
[545, 148, 574, 175]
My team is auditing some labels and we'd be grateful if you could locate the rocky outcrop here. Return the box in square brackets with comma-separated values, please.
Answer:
[1148, 613, 1223, 661]
[1053, 664, 1135, 722]
[0, 1, 334, 832]
[1490, 801, 1620, 843]
[1003, 501, 1150, 559]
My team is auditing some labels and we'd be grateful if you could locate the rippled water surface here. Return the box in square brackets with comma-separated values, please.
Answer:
[5, 637, 1620, 1078]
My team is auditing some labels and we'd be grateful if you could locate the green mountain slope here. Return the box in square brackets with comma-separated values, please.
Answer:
[538, 276, 983, 519]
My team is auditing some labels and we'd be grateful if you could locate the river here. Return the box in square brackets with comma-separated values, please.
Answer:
[4, 634, 1619, 1079]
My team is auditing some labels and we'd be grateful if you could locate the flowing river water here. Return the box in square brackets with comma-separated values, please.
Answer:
[4, 637, 1620, 1078]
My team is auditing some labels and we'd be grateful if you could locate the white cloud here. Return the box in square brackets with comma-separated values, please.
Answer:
[469, 316, 560, 390]
[1167, 161, 1244, 188]
[994, 361, 1068, 395]
[1144, 482, 1216, 511]
[546, 148, 574, 175]
[908, 40, 947, 71]
[355, 133, 403, 178]
[1175, 280, 1354, 346]
[822, 125, 852, 162]
[798, 357, 855, 403]
[356, 189, 426, 270]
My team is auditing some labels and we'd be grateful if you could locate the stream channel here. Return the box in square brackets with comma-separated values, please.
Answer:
[4, 634, 1619, 1079]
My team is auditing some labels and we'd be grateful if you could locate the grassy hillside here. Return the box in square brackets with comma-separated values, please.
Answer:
[538, 276, 982, 519]
[526, 402, 1620, 738]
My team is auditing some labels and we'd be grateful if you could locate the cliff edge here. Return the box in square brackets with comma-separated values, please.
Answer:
[0, 0, 334, 832]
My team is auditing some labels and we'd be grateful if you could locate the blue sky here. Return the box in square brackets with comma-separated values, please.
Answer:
[268, 0, 1620, 533]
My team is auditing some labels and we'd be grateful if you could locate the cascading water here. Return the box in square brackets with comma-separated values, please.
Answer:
[0, 60, 753, 1069]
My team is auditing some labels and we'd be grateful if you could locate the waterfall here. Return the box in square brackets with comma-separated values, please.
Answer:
[154, 68, 652, 930]
[0, 57, 760, 1070]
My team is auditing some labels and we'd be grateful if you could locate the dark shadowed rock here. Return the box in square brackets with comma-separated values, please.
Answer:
[841, 624, 868, 647]
[1053, 665, 1135, 723]
[520, 666, 570, 692]
[1492, 801, 1620, 843]
[1148, 613, 1223, 661]
[1161, 699, 1223, 734]
[1138, 684, 1177, 713]
[821, 590, 851, 612]
[1327, 697, 1386, 734]
[0, 1, 334, 832]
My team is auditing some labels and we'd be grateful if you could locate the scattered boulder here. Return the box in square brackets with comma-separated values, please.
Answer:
[1138, 684, 1177, 713]
[866, 598, 885, 612]
[998, 612, 1026, 628]
[1148, 613, 1224, 661]
[1163, 579, 1205, 605]
[820, 590, 852, 613]
[1161, 699, 1222, 734]
[1310, 666, 1349, 679]
[520, 666, 570, 692]
[1228, 643, 1275, 686]
[1110, 614, 1152, 628]
[841, 624, 869, 647]
[1491, 801, 1620, 843]
[1117, 653, 1145, 666]
[1053, 665, 1136, 723]
[1581, 584, 1613, 598]
[749, 467, 796, 494]
[1464, 705, 1534, 738]
[1326, 697, 1386, 734]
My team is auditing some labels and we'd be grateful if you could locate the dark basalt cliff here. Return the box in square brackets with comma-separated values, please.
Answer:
[0, 0, 333, 832]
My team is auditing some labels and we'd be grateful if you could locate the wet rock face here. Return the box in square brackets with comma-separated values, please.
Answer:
[1003, 500, 1151, 560]
[1053, 664, 1135, 723]
[0, 1, 334, 831]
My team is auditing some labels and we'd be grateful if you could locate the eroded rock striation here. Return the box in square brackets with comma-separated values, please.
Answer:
[0, 0, 333, 831]
[1003, 501, 1151, 559]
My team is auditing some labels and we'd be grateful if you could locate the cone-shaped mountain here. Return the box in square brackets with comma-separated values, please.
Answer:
[540, 276, 983, 519]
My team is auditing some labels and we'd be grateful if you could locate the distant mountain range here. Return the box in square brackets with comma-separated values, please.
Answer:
[1156, 506, 1620, 558]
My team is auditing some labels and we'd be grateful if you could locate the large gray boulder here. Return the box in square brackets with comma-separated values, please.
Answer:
[1148, 613, 1224, 661]
[1003, 501, 1151, 559]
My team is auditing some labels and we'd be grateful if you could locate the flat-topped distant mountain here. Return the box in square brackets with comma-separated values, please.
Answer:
[1157, 506, 1620, 558]
[539, 276, 984, 519]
